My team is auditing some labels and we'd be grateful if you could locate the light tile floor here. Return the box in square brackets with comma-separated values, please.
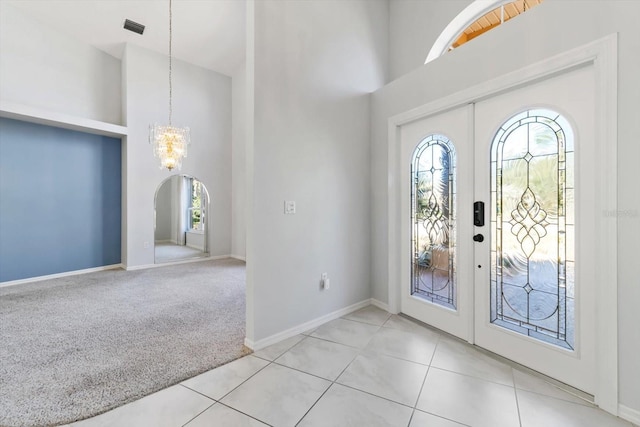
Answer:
[69, 306, 635, 427]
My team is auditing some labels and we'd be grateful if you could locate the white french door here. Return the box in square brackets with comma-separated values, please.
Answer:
[473, 65, 596, 394]
[400, 65, 598, 394]
[400, 105, 474, 340]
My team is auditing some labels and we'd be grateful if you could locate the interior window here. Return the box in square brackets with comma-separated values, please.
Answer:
[188, 178, 204, 231]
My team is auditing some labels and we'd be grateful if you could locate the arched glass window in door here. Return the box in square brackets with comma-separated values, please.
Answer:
[490, 109, 574, 349]
[411, 134, 457, 310]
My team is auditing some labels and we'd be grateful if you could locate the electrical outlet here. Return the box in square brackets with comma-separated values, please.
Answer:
[143, 241, 150, 249]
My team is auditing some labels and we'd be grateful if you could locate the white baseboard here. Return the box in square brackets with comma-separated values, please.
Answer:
[125, 254, 232, 271]
[230, 254, 246, 261]
[619, 404, 640, 425]
[1, 255, 237, 286]
[245, 298, 382, 350]
[208, 254, 234, 260]
[0, 264, 123, 288]
[185, 243, 205, 251]
[124, 263, 156, 271]
[370, 298, 389, 312]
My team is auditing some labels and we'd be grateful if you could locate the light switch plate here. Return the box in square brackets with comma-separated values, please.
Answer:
[284, 200, 296, 214]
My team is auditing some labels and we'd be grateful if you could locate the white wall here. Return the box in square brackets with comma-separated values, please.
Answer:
[0, 3, 121, 124]
[122, 44, 232, 267]
[389, 0, 471, 81]
[231, 62, 247, 259]
[246, 0, 389, 342]
[373, 0, 640, 415]
[186, 231, 205, 251]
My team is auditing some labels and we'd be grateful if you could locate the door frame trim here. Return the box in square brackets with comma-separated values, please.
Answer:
[387, 34, 618, 414]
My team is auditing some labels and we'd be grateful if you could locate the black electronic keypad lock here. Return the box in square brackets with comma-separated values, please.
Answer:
[474, 201, 485, 227]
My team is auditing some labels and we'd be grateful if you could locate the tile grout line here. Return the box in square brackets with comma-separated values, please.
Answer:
[199, 359, 278, 426]
[515, 386, 595, 408]
[407, 333, 439, 427]
[435, 331, 596, 405]
[407, 374, 427, 426]
[294, 317, 423, 425]
[332, 381, 417, 410]
[293, 382, 334, 426]
[407, 333, 475, 427]
[327, 320, 424, 411]
[215, 337, 320, 427]
[395, 324, 480, 427]
[358, 347, 436, 367]
[217, 402, 276, 427]
[178, 383, 218, 402]
[208, 358, 273, 404]
[427, 365, 517, 388]
[269, 358, 347, 383]
[341, 314, 392, 327]
[293, 328, 367, 426]
[300, 333, 364, 350]
[178, 400, 216, 427]
[213, 325, 369, 427]
[512, 369, 524, 427]
[291, 314, 456, 424]
[411, 332, 440, 408]
[414, 322, 597, 409]
[288, 331, 434, 378]
[253, 335, 309, 362]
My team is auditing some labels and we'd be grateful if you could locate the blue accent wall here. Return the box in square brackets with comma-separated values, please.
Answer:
[0, 118, 121, 282]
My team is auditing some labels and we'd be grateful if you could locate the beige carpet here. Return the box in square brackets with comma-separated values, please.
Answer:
[0, 258, 248, 427]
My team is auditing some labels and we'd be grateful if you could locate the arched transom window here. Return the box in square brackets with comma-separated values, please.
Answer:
[426, 0, 544, 64]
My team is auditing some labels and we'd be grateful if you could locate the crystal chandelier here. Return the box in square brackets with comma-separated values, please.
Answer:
[149, 0, 190, 171]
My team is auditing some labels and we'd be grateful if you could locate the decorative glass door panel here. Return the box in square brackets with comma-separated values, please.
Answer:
[474, 65, 596, 394]
[400, 105, 473, 341]
[490, 110, 574, 349]
[412, 135, 456, 309]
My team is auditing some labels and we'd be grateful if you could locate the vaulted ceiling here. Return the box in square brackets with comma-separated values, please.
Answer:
[4, 0, 246, 77]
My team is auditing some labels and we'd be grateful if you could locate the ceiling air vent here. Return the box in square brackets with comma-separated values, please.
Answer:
[124, 19, 145, 35]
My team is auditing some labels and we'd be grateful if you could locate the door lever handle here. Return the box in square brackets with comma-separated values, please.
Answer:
[473, 234, 484, 242]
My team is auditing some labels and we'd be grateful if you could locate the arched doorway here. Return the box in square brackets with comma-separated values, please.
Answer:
[154, 174, 210, 263]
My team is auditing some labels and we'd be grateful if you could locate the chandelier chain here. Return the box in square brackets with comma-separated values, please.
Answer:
[169, 0, 173, 125]
[149, 0, 190, 171]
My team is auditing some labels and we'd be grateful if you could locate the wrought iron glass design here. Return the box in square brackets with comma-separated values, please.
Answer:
[490, 109, 575, 350]
[411, 134, 457, 309]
